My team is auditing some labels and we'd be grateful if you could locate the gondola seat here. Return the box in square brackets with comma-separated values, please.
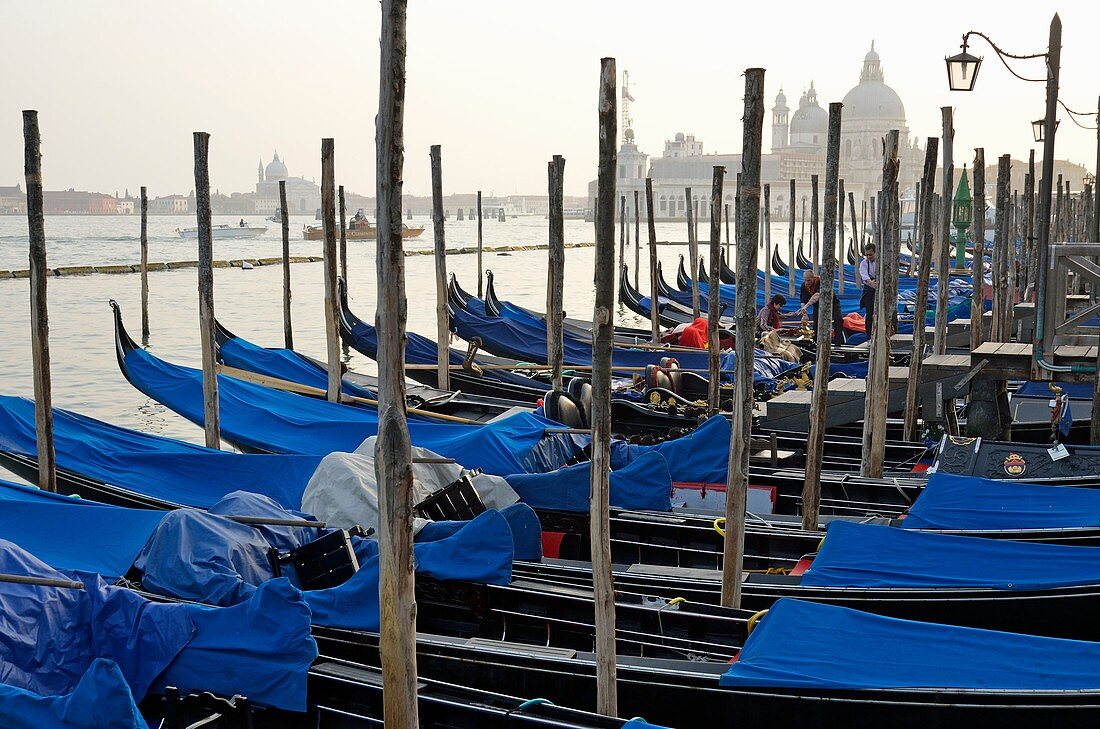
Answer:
[543, 389, 589, 429]
[645, 364, 676, 393]
[415, 473, 487, 522]
[658, 358, 684, 393]
[273, 528, 360, 592]
[789, 554, 815, 577]
[566, 378, 593, 424]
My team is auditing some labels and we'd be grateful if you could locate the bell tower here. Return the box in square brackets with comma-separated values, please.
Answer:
[771, 89, 789, 152]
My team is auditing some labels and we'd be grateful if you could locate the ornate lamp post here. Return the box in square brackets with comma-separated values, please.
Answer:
[945, 16, 1062, 374]
[952, 167, 973, 270]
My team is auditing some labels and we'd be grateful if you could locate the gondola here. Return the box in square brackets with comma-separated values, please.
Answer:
[215, 318, 520, 423]
[619, 266, 694, 327]
[796, 237, 813, 269]
[719, 249, 736, 284]
[848, 237, 859, 264]
[337, 283, 551, 403]
[771, 245, 788, 277]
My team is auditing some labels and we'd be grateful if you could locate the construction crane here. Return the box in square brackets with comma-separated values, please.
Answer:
[622, 70, 635, 144]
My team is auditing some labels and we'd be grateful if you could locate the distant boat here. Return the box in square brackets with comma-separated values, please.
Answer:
[265, 210, 284, 224]
[302, 209, 424, 240]
[176, 223, 267, 239]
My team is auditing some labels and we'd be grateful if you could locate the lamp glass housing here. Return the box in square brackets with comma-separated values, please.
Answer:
[1033, 119, 1045, 142]
[946, 50, 982, 91]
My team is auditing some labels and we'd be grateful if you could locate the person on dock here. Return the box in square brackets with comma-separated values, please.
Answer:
[859, 244, 878, 338]
[800, 273, 845, 345]
[758, 294, 794, 334]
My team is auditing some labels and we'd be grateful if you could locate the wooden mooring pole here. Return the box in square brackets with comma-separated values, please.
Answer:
[763, 184, 772, 304]
[861, 130, 899, 478]
[193, 132, 220, 450]
[721, 67, 764, 609]
[802, 102, 842, 529]
[591, 56, 619, 716]
[430, 145, 451, 392]
[934, 107, 954, 355]
[279, 180, 293, 349]
[686, 187, 699, 318]
[634, 190, 640, 289]
[837, 179, 846, 296]
[140, 186, 149, 340]
[338, 184, 348, 285]
[23, 110, 56, 491]
[903, 138, 939, 442]
[708, 165, 726, 413]
[547, 155, 566, 390]
[991, 155, 1011, 342]
[321, 139, 341, 403]
[646, 178, 660, 344]
[619, 195, 626, 294]
[788, 179, 796, 297]
[810, 174, 820, 274]
[476, 190, 484, 298]
[971, 149, 986, 352]
[376, 0, 419, 724]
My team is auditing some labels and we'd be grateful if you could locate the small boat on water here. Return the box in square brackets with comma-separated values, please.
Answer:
[303, 208, 424, 240]
[176, 222, 267, 239]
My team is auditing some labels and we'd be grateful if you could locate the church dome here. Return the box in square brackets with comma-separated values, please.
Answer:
[789, 83, 827, 135]
[265, 152, 288, 181]
[842, 44, 905, 121]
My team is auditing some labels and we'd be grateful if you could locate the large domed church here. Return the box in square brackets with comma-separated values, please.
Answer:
[254, 152, 321, 214]
[771, 43, 924, 199]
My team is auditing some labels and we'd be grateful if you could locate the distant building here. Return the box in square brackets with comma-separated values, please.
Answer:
[42, 189, 117, 214]
[255, 152, 320, 214]
[150, 194, 191, 214]
[589, 45, 926, 221]
[0, 185, 25, 214]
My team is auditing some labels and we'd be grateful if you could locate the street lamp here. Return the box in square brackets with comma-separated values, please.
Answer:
[945, 17, 1063, 375]
[1033, 118, 1059, 142]
[945, 47, 983, 92]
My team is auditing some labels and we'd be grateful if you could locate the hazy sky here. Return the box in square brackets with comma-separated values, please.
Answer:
[2, 1, 1096, 198]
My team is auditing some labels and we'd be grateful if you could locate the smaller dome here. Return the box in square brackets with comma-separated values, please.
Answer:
[775, 88, 787, 104]
[265, 152, 288, 181]
[675, 132, 685, 142]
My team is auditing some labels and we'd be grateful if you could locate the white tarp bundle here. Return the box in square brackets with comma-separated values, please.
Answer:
[301, 438, 520, 533]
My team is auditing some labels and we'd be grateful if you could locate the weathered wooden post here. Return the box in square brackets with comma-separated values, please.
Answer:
[23, 110, 56, 492]
[375, 0, 419, 723]
[139, 186, 149, 339]
[903, 139, 940, 442]
[735, 173, 743, 274]
[837, 178, 846, 296]
[320, 139, 341, 403]
[849, 191, 861, 288]
[338, 185, 348, 286]
[619, 195, 627, 292]
[788, 179, 796, 296]
[721, 67, 764, 609]
[686, 187, 700, 318]
[802, 101, 842, 530]
[193, 132, 220, 450]
[991, 155, 1012, 342]
[934, 108, 954, 355]
[634, 190, 641, 289]
[724, 202, 732, 262]
[591, 56, 619, 716]
[476, 190, 484, 297]
[646, 178, 660, 343]
[971, 149, 986, 351]
[547, 155, 566, 390]
[810, 174, 820, 274]
[430, 145, 451, 392]
[861, 130, 900, 478]
[763, 184, 772, 304]
[708, 165, 726, 413]
[1026, 151, 1037, 298]
[279, 180, 293, 349]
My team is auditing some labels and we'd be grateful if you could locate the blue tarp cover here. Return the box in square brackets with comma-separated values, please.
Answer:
[219, 334, 377, 399]
[507, 451, 672, 512]
[118, 347, 581, 475]
[721, 598, 1100, 690]
[0, 395, 320, 509]
[612, 414, 730, 484]
[1015, 381, 1094, 399]
[904, 473, 1100, 531]
[0, 658, 148, 729]
[804, 520, 1100, 589]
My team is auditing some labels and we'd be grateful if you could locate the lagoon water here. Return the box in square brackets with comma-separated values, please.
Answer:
[0, 212, 847, 480]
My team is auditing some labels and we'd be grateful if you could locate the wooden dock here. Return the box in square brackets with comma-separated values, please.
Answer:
[974, 341, 1100, 383]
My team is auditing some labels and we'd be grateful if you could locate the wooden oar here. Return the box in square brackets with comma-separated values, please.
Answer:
[215, 364, 484, 425]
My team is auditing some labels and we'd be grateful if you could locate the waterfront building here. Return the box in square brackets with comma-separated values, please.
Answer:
[0, 185, 26, 214]
[588, 45, 925, 221]
[149, 194, 191, 214]
[255, 152, 320, 214]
